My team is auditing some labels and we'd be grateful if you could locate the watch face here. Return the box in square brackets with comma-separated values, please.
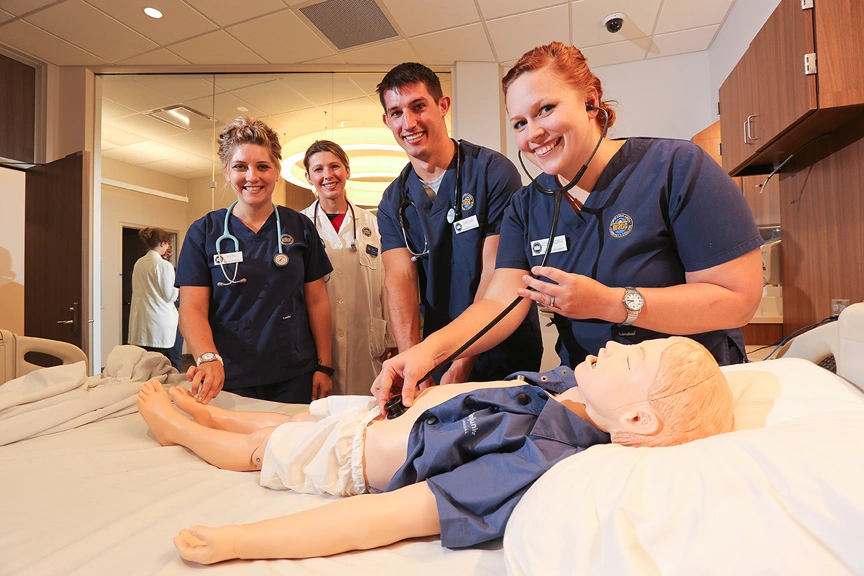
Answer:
[624, 291, 643, 310]
[199, 352, 215, 363]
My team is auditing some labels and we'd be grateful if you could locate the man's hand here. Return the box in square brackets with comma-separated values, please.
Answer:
[186, 361, 225, 405]
[312, 371, 332, 400]
[371, 348, 437, 413]
[439, 356, 476, 385]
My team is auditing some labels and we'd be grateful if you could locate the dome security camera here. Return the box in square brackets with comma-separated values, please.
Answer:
[603, 13, 625, 34]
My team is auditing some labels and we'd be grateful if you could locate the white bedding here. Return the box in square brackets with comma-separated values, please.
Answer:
[504, 358, 864, 576]
[3, 356, 863, 575]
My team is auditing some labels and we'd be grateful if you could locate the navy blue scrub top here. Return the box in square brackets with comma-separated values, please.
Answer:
[176, 205, 332, 390]
[377, 140, 542, 379]
[496, 138, 764, 367]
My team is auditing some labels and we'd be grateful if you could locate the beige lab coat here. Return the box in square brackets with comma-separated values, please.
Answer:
[301, 201, 395, 395]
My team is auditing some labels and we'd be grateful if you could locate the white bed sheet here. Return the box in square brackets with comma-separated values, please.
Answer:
[0, 392, 504, 576]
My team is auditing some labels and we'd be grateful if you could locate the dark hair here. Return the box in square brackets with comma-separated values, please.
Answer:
[303, 140, 350, 172]
[502, 42, 616, 130]
[376, 62, 444, 110]
[139, 227, 171, 250]
[217, 116, 282, 172]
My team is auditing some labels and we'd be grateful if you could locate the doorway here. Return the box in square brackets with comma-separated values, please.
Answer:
[121, 226, 178, 345]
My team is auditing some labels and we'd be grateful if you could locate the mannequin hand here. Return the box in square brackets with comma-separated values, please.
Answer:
[371, 347, 436, 413]
[312, 371, 332, 400]
[518, 266, 616, 321]
[186, 361, 225, 405]
[174, 525, 239, 565]
[439, 356, 475, 385]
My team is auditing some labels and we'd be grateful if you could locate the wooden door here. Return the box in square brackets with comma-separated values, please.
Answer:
[24, 151, 89, 352]
[748, 0, 817, 151]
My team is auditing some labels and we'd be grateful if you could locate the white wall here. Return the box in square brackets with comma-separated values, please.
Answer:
[452, 61, 506, 151]
[0, 167, 26, 334]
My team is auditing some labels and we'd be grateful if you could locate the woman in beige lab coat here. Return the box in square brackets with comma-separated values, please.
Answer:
[301, 140, 396, 395]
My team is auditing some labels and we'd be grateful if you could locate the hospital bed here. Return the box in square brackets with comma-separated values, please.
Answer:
[2, 305, 864, 576]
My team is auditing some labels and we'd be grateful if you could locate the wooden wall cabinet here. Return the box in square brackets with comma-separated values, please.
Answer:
[719, 0, 864, 176]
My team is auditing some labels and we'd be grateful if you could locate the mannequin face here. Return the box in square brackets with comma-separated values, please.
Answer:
[573, 339, 673, 432]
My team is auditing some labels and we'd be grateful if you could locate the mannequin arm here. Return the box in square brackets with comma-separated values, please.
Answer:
[174, 482, 440, 564]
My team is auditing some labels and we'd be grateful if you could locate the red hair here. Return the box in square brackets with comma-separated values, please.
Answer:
[502, 41, 616, 130]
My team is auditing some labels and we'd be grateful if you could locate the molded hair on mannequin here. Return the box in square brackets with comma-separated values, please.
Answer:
[614, 337, 734, 447]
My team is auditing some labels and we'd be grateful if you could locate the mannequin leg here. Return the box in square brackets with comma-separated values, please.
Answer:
[138, 381, 273, 471]
[169, 385, 300, 433]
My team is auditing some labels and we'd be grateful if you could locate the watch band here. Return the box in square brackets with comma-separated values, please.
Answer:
[315, 364, 335, 376]
[195, 352, 223, 366]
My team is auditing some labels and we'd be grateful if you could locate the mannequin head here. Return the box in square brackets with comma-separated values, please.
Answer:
[574, 337, 733, 447]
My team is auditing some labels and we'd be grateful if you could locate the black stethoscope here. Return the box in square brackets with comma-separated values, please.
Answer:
[418, 104, 610, 382]
[215, 200, 288, 287]
[397, 139, 463, 262]
[311, 198, 357, 251]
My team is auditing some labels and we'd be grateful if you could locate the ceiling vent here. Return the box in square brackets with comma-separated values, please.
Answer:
[144, 105, 214, 131]
[301, 0, 398, 50]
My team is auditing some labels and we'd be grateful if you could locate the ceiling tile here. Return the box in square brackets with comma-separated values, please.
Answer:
[477, 0, 566, 20]
[647, 25, 719, 59]
[102, 143, 166, 165]
[410, 23, 495, 66]
[25, 0, 158, 62]
[0, 0, 56, 16]
[138, 159, 195, 177]
[227, 9, 333, 64]
[115, 48, 191, 65]
[230, 79, 316, 116]
[379, 0, 478, 37]
[85, 0, 217, 45]
[0, 20, 104, 65]
[655, 0, 735, 34]
[340, 39, 417, 66]
[487, 5, 570, 63]
[183, 91, 266, 127]
[330, 96, 383, 127]
[0, 9, 13, 24]
[301, 53, 348, 65]
[109, 112, 190, 140]
[580, 40, 648, 68]
[273, 74, 367, 107]
[101, 123, 147, 147]
[155, 131, 215, 159]
[570, 0, 661, 48]
[101, 99, 137, 121]
[102, 77, 180, 113]
[168, 30, 268, 65]
[182, 0, 288, 27]
[130, 75, 217, 105]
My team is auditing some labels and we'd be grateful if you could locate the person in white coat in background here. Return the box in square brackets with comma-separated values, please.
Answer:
[128, 227, 181, 370]
[301, 140, 397, 395]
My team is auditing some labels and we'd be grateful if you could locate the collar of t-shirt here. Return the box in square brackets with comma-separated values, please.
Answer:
[420, 171, 446, 202]
[326, 211, 346, 232]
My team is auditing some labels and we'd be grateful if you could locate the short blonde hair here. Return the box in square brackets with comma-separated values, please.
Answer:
[217, 116, 282, 173]
[613, 337, 734, 447]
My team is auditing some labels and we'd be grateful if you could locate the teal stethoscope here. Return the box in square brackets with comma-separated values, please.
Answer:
[215, 200, 288, 287]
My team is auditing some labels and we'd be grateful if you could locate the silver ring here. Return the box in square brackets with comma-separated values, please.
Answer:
[549, 295, 556, 308]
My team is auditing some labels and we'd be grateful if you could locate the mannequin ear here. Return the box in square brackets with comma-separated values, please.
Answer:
[618, 406, 663, 438]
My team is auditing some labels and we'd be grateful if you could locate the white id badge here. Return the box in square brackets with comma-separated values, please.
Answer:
[214, 251, 243, 265]
[529, 235, 568, 257]
[453, 215, 479, 234]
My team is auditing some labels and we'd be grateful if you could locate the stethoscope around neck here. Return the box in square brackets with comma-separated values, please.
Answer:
[415, 105, 610, 383]
[397, 138, 463, 262]
[215, 200, 287, 287]
[312, 198, 357, 251]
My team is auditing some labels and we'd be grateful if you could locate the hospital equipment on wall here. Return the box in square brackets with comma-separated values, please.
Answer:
[415, 105, 610, 383]
[311, 198, 358, 251]
[215, 200, 288, 287]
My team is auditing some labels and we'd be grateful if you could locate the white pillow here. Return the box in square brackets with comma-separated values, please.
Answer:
[504, 358, 864, 576]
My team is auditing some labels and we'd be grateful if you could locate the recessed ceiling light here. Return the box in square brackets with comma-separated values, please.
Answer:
[237, 106, 248, 112]
[143, 7, 163, 19]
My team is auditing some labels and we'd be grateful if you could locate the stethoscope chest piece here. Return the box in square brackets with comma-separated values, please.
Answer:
[273, 253, 289, 267]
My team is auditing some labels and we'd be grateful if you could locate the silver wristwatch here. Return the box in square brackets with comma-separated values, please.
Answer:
[196, 352, 223, 366]
[621, 287, 644, 326]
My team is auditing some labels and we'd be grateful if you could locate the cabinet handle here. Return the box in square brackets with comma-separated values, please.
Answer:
[745, 114, 759, 143]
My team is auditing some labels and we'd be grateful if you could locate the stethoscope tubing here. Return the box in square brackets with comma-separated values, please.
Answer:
[416, 107, 610, 382]
[215, 200, 285, 286]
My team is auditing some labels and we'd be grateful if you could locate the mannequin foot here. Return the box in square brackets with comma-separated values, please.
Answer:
[138, 380, 186, 446]
[170, 386, 216, 427]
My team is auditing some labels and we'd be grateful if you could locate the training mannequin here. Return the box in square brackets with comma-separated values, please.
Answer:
[137, 336, 733, 564]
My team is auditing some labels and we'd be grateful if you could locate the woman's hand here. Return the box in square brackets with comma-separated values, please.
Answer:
[312, 371, 332, 400]
[174, 525, 239, 565]
[371, 348, 437, 413]
[517, 265, 620, 322]
[186, 361, 225, 405]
